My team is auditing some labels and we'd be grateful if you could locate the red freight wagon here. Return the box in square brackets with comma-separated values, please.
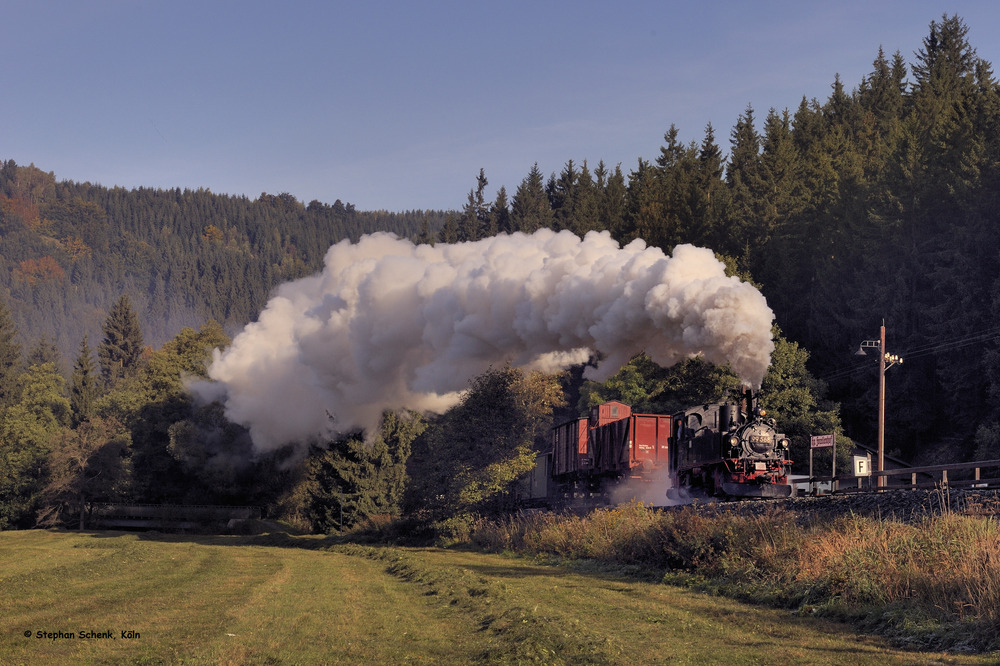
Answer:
[630, 413, 673, 471]
[588, 412, 672, 476]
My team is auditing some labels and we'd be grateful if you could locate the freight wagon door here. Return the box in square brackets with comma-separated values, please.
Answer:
[631, 414, 672, 468]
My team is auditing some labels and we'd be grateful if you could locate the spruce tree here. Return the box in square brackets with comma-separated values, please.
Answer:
[692, 123, 726, 246]
[98, 295, 145, 386]
[598, 162, 628, 239]
[572, 160, 601, 234]
[907, 15, 997, 456]
[303, 410, 423, 531]
[911, 14, 978, 97]
[857, 47, 906, 140]
[415, 219, 434, 245]
[70, 335, 98, 426]
[457, 169, 489, 242]
[624, 157, 661, 244]
[650, 125, 700, 250]
[510, 163, 553, 233]
[490, 186, 511, 235]
[548, 159, 579, 232]
[725, 104, 766, 260]
[438, 213, 460, 244]
[760, 108, 803, 232]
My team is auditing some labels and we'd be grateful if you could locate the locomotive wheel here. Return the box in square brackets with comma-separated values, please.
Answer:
[710, 469, 726, 497]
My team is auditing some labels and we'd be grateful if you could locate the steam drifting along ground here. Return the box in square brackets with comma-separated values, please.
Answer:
[197, 230, 775, 452]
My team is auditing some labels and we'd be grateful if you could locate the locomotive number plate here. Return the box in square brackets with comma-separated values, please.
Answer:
[749, 435, 771, 445]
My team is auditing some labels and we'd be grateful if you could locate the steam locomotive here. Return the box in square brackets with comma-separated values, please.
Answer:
[520, 391, 792, 506]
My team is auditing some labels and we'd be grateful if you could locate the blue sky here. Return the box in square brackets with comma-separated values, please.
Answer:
[3, 1, 999, 212]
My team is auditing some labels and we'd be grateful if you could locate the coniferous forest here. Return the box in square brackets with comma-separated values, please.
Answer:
[2, 15, 1000, 531]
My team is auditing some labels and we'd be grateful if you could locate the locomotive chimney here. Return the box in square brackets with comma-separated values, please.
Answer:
[720, 403, 733, 432]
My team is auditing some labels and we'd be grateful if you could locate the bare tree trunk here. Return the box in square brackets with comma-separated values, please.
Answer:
[79, 495, 86, 530]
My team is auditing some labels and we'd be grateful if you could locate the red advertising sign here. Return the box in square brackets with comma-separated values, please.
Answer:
[810, 434, 835, 449]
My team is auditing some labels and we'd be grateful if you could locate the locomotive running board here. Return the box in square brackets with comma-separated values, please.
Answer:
[720, 483, 792, 498]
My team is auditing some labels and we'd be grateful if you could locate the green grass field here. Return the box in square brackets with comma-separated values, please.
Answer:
[0, 529, 991, 665]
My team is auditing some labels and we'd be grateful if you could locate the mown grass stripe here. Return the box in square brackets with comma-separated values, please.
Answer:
[2, 530, 995, 665]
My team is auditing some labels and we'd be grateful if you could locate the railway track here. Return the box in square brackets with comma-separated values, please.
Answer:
[665, 486, 1000, 523]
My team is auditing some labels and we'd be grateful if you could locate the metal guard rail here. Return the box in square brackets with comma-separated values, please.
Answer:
[805, 459, 1000, 494]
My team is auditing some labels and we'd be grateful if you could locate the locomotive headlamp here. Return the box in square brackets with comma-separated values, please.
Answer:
[728, 435, 739, 447]
[759, 409, 767, 417]
[778, 437, 790, 449]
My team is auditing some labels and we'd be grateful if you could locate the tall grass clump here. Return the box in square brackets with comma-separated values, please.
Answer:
[793, 513, 1000, 650]
[468, 502, 1000, 652]
[472, 502, 801, 582]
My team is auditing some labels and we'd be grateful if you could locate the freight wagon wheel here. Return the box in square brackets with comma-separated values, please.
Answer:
[697, 470, 714, 496]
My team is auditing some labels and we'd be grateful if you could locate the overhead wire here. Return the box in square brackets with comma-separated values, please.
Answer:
[899, 326, 1000, 361]
[815, 325, 1000, 384]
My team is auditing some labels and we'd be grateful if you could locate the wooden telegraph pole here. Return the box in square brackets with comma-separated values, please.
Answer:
[857, 322, 902, 490]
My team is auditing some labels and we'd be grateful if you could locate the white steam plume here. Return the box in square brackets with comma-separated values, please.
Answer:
[198, 229, 774, 452]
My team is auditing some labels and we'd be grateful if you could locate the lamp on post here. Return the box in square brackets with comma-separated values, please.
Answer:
[856, 323, 903, 488]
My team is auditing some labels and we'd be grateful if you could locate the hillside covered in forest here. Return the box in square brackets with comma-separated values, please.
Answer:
[0, 166, 447, 356]
[1, 14, 999, 532]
